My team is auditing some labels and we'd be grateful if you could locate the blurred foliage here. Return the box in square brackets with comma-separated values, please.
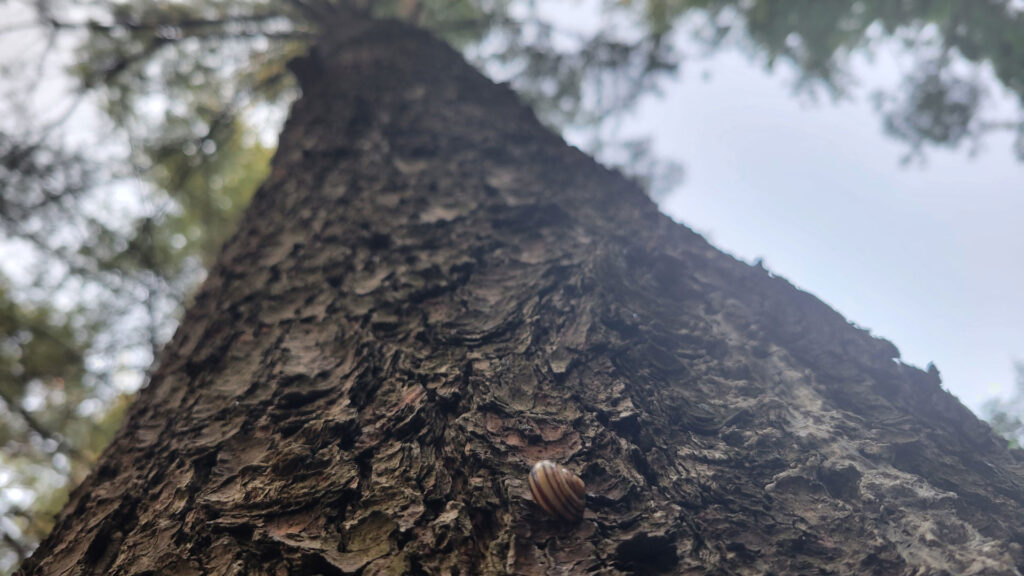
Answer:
[636, 0, 1024, 162]
[2, 0, 1024, 571]
[983, 362, 1024, 449]
[0, 281, 120, 570]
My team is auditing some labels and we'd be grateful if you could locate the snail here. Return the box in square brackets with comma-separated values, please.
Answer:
[528, 460, 585, 522]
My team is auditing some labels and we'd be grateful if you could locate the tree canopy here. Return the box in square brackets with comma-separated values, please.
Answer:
[2, 0, 1024, 570]
[984, 362, 1024, 448]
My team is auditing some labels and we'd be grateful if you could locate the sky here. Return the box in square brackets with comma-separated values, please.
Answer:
[531, 1, 1024, 414]
[614, 28, 1024, 413]
[0, 2, 1020, 569]
[0, 2, 1020, 415]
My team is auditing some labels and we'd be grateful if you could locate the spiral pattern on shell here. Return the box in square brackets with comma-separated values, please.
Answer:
[528, 460, 585, 522]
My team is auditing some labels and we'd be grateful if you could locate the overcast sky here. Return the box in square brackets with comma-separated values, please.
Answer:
[3, 2, 1020, 415]
[597, 28, 1024, 414]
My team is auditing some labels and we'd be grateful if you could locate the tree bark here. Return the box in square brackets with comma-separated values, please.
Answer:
[19, 18, 1024, 576]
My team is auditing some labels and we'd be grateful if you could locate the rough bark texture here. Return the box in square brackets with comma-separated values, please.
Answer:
[19, 18, 1024, 576]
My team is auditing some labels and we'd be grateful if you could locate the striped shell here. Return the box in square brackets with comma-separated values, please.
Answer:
[528, 460, 585, 522]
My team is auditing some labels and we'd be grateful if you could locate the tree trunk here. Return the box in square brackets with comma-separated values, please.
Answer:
[19, 18, 1024, 576]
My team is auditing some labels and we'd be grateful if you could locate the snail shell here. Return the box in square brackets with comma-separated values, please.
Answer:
[528, 460, 585, 522]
